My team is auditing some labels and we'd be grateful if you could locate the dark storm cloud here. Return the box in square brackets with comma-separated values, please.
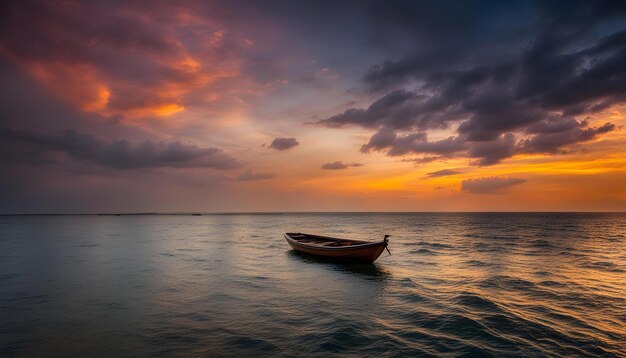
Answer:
[516, 30, 626, 112]
[319, 90, 421, 129]
[461, 177, 527, 194]
[466, 134, 517, 166]
[387, 135, 467, 157]
[0, 128, 240, 170]
[362, 1, 626, 92]
[321, 161, 363, 170]
[426, 169, 462, 177]
[268, 137, 299, 151]
[318, 0, 625, 166]
[361, 128, 466, 157]
[519, 121, 615, 153]
[358, 0, 534, 91]
[360, 127, 399, 152]
[237, 169, 275, 181]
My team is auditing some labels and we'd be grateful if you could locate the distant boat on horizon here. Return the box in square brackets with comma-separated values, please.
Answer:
[284, 232, 390, 263]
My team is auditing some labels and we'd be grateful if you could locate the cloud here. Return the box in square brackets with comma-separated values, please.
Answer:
[0, 1, 261, 121]
[237, 169, 275, 181]
[401, 156, 445, 165]
[321, 161, 364, 170]
[461, 177, 527, 194]
[519, 120, 616, 154]
[466, 133, 516, 166]
[360, 126, 399, 152]
[318, 90, 421, 129]
[426, 169, 462, 177]
[388, 135, 467, 157]
[268, 137, 299, 151]
[361, 1, 626, 93]
[0, 127, 240, 170]
[317, 4, 624, 166]
[361, 128, 466, 157]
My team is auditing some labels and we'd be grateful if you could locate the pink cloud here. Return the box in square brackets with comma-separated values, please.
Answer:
[0, 1, 258, 123]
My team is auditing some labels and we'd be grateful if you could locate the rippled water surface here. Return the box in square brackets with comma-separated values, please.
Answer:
[1, 213, 625, 356]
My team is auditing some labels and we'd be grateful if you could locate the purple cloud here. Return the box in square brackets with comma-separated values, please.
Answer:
[321, 161, 364, 170]
[318, 10, 624, 166]
[0, 127, 240, 170]
[426, 169, 462, 177]
[269, 137, 299, 151]
[461, 177, 527, 194]
[237, 170, 275, 181]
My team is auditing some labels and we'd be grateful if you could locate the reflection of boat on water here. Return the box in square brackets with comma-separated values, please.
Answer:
[284, 232, 390, 263]
[287, 250, 390, 279]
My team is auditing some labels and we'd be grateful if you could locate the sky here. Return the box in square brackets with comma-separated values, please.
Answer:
[1, 0, 625, 213]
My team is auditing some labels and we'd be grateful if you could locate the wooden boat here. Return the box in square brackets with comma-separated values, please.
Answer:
[284, 233, 390, 263]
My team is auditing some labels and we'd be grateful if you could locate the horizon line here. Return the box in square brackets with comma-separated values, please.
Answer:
[1, 211, 625, 216]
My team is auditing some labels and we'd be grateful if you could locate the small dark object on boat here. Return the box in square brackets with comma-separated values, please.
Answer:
[284, 233, 390, 263]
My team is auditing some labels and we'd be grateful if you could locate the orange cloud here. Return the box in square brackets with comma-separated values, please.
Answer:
[25, 61, 111, 113]
[0, 2, 249, 126]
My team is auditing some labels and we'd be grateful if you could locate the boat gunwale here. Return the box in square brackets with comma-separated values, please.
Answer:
[284, 233, 385, 251]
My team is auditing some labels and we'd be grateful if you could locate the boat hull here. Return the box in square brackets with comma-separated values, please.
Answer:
[285, 233, 387, 263]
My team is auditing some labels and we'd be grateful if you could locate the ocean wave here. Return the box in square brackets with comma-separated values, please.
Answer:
[453, 292, 503, 313]
[409, 248, 437, 255]
[581, 261, 625, 273]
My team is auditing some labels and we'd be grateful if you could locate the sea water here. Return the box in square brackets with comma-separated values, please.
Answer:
[1, 213, 625, 356]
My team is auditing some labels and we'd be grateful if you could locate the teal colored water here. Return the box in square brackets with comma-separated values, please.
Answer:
[1, 213, 625, 356]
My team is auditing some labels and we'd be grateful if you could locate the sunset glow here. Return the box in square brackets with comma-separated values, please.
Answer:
[1, 1, 625, 213]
